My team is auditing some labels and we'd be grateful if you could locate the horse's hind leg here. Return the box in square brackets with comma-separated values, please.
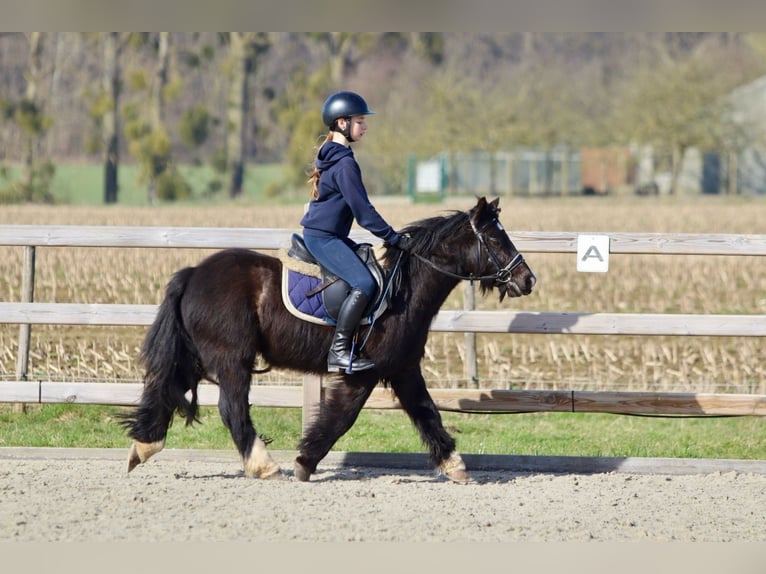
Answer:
[294, 375, 376, 481]
[389, 366, 472, 483]
[125, 385, 175, 472]
[217, 368, 283, 480]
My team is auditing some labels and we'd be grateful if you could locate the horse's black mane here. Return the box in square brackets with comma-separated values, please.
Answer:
[382, 209, 469, 268]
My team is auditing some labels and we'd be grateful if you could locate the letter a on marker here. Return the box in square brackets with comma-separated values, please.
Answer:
[576, 235, 610, 272]
[582, 245, 604, 262]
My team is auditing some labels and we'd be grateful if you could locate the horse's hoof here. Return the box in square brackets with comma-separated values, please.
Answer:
[445, 468, 474, 485]
[127, 443, 141, 473]
[439, 451, 474, 484]
[293, 460, 312, 482]
[127, 440, 165, 473]
[243, 437, 284, 479]
[244, 461, 283, 479]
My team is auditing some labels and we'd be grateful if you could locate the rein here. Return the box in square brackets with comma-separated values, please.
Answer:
[412, 251, 525, 284]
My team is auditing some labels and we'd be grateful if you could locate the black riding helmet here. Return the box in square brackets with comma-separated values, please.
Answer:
[322, 91, 375, 141]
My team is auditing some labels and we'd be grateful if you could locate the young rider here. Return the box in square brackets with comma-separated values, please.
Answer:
[301, 91, 412, 373]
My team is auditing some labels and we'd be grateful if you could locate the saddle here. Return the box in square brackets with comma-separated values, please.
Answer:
[281, 233, 390, 326]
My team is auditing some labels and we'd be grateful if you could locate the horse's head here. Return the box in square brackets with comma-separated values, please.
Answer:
[468, 196, 536, 301]
[392, 196, 536, 302]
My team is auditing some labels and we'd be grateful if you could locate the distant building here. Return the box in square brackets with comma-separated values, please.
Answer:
[410, 73, 766, 197]
[580, 147, 634, 195]
[629, 75, 766, 196]
[724, 74, 766, 195]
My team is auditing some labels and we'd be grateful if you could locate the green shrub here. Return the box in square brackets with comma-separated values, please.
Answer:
[155, 168, 192, 201]
[0, 161, 56, 204]
[179, 105, 211, 148]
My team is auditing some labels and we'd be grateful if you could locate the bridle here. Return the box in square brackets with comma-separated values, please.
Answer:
[410, 215, 526, 286]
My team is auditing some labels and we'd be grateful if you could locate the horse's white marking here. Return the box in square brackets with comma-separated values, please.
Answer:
[243, 436, 283, 479]
[440, 451, 466, 474]
[135, 440, 165, 461]
[127, 439, 165, 472]
[439, 451, 473, 484]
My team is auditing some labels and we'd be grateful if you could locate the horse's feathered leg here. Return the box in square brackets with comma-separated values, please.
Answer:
[388, 366, 472, 484]
[217, 366, 283, 480]
[294, 375, 376, 481]
[121, 267, 200, 473]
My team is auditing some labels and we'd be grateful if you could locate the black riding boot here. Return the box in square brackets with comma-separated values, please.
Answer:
[327, 288, 375, 374]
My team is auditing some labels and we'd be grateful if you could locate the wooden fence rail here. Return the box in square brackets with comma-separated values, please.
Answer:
[2, 224, 766, 426]
[2, 303, 766, 337]
[2, 224, 766, 254]
[5, 380, 766, 417]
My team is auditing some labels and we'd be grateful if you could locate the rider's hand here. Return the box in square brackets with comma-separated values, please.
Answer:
[394, 234, 414, 252]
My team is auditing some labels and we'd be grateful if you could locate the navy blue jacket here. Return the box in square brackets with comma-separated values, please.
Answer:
[301, 142, 400, 244]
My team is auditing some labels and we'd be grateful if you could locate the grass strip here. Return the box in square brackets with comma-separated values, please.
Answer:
[2, 404, 765, 460]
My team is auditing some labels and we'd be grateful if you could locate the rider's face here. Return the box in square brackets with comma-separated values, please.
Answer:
[341, 115, 368, 141]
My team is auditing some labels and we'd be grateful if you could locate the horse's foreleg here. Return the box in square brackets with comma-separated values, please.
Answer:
[218, 370, 283, 480]
[295, 376, 376, 481]
[389, 367, 472, 484]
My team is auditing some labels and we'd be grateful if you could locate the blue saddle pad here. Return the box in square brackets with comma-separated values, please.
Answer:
[286, 269, 331, 322]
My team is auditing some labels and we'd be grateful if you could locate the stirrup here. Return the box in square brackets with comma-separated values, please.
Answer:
[327, 353, 375, 374]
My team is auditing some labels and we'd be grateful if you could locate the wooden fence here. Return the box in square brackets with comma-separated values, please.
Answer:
[2, 224, 766, 432]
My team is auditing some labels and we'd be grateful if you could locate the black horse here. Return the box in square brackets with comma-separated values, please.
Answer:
[122, 197, 536, 482]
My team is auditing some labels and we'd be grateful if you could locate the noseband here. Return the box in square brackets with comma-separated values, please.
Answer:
[412, 216, 526, 285]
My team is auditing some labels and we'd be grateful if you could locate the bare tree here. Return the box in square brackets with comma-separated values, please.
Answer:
[307, 33, 375, 86]
[146, 31, 170, 204]
[18, 32, 53, 201]
[102, 32, 122, 204]
[224, 32, 270, 198]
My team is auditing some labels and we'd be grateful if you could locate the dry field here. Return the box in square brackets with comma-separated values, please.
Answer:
[1, 194, 765, 394]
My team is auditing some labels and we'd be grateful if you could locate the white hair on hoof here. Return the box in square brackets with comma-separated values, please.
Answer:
[127, 440, 165, 473]
[243, 436, 284, 480]
[438, 451, 474, 484]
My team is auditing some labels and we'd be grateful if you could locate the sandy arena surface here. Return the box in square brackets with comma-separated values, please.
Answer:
[1, 448, 765, 543]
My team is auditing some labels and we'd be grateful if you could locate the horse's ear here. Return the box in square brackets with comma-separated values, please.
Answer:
[489, 197, 501, 215]
[471, 196, 494, 227]
[470, 197, 487, 222]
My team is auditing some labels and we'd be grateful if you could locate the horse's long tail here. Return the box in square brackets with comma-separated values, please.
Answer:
[121, 266, 202, 457]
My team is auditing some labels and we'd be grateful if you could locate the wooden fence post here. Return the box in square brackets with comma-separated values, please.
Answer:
[14, 245, 35, 413]
[463, 281, 478, 388]
[302, 372, 323, 435]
